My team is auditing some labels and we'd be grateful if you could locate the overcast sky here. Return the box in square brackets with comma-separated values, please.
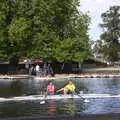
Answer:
[80, 0, 120, 41]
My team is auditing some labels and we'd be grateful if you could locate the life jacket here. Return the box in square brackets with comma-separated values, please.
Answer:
[47, 85, 55, 95]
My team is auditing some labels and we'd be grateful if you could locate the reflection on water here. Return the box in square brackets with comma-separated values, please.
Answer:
[0, 80, 23, 97]
[0, 77, 120, 118]
[45, 99, 86, 116]
[0, 99, 86, 117]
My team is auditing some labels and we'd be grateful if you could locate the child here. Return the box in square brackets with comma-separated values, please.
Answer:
[47, 81, 55, 95]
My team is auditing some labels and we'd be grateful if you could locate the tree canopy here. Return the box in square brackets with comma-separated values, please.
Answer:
[99, 5, 120, 61]
[0, 0, 90, 64]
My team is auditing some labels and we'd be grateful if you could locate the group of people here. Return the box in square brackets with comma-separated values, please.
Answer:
[29, 63, 54, 77]
[46, 80, 76, 95]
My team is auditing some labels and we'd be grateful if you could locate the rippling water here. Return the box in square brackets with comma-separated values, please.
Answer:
[0, 77, 120, 118]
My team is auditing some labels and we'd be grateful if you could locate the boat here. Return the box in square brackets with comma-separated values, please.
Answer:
[0, 94, 120, 102]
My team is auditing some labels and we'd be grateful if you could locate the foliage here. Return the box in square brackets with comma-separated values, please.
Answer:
[0, 0, 33, 63]
[54, 38, 90, 63]
[93, 40, 104, 54]
[99, 5, 120, 61]
[0, 0, 90, 64]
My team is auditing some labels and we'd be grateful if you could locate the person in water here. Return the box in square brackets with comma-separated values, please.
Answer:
[47, 81, 55, 95]
[57, 80, 76, 94]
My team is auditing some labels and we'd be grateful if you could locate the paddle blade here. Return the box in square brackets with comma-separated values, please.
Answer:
[40, 100, 45, 104]
[84, 99, 90, 103]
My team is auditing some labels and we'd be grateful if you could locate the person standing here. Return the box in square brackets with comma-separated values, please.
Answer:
[35, 64, 40, 76]
[29, 65, 34, 75]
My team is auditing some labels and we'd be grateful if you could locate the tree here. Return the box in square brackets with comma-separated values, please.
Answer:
[0, 0, 91, 65]
[0, 0, 33, 64]
[93, 40, 104, 54]
[53, 38, 90, 63]
[100, 6, 120, 61]
[29, 0, 91, 63]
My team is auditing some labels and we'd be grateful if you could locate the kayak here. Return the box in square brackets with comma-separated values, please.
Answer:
[0, 94, 120, 102]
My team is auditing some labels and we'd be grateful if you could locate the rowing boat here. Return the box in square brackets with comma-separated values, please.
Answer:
[0, 94, 120, 102]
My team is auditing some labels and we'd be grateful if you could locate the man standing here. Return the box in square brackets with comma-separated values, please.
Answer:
[35, 64, 40, 76]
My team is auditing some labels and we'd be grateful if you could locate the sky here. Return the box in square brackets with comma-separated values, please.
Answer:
[80, 0, 120, 41]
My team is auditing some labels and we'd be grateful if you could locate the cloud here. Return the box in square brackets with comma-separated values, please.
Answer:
[80, 0, 120, 40]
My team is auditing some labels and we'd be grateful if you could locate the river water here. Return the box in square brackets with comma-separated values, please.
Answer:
[0, 77, 120, 118]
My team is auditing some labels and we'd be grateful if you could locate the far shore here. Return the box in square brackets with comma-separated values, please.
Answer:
[0, 72, 120, 80]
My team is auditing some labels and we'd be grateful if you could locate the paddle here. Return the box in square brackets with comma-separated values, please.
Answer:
[74, 91, 90, 103]
[56, 89, 90, 103]
[40, 79, 48, 104]
[40, 92, 47, 104]
[76, 93, 90, 103]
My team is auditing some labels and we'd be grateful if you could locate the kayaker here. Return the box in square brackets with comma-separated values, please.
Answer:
[47, 81, 55, 95]
[57, 80, 76, 94]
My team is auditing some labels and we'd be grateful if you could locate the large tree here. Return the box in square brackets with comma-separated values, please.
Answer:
[29, 0, 91, 63]
[0, 0, 90, 65]
[100, 6, 120, 61]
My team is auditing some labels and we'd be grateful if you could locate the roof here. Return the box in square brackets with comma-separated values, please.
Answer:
[32, 59, 46, 63]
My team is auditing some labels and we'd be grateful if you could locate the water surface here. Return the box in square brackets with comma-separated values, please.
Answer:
[0, 77, 120, 118]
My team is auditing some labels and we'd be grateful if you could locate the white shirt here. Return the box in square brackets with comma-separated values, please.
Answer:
[36, 65, 40, 71]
